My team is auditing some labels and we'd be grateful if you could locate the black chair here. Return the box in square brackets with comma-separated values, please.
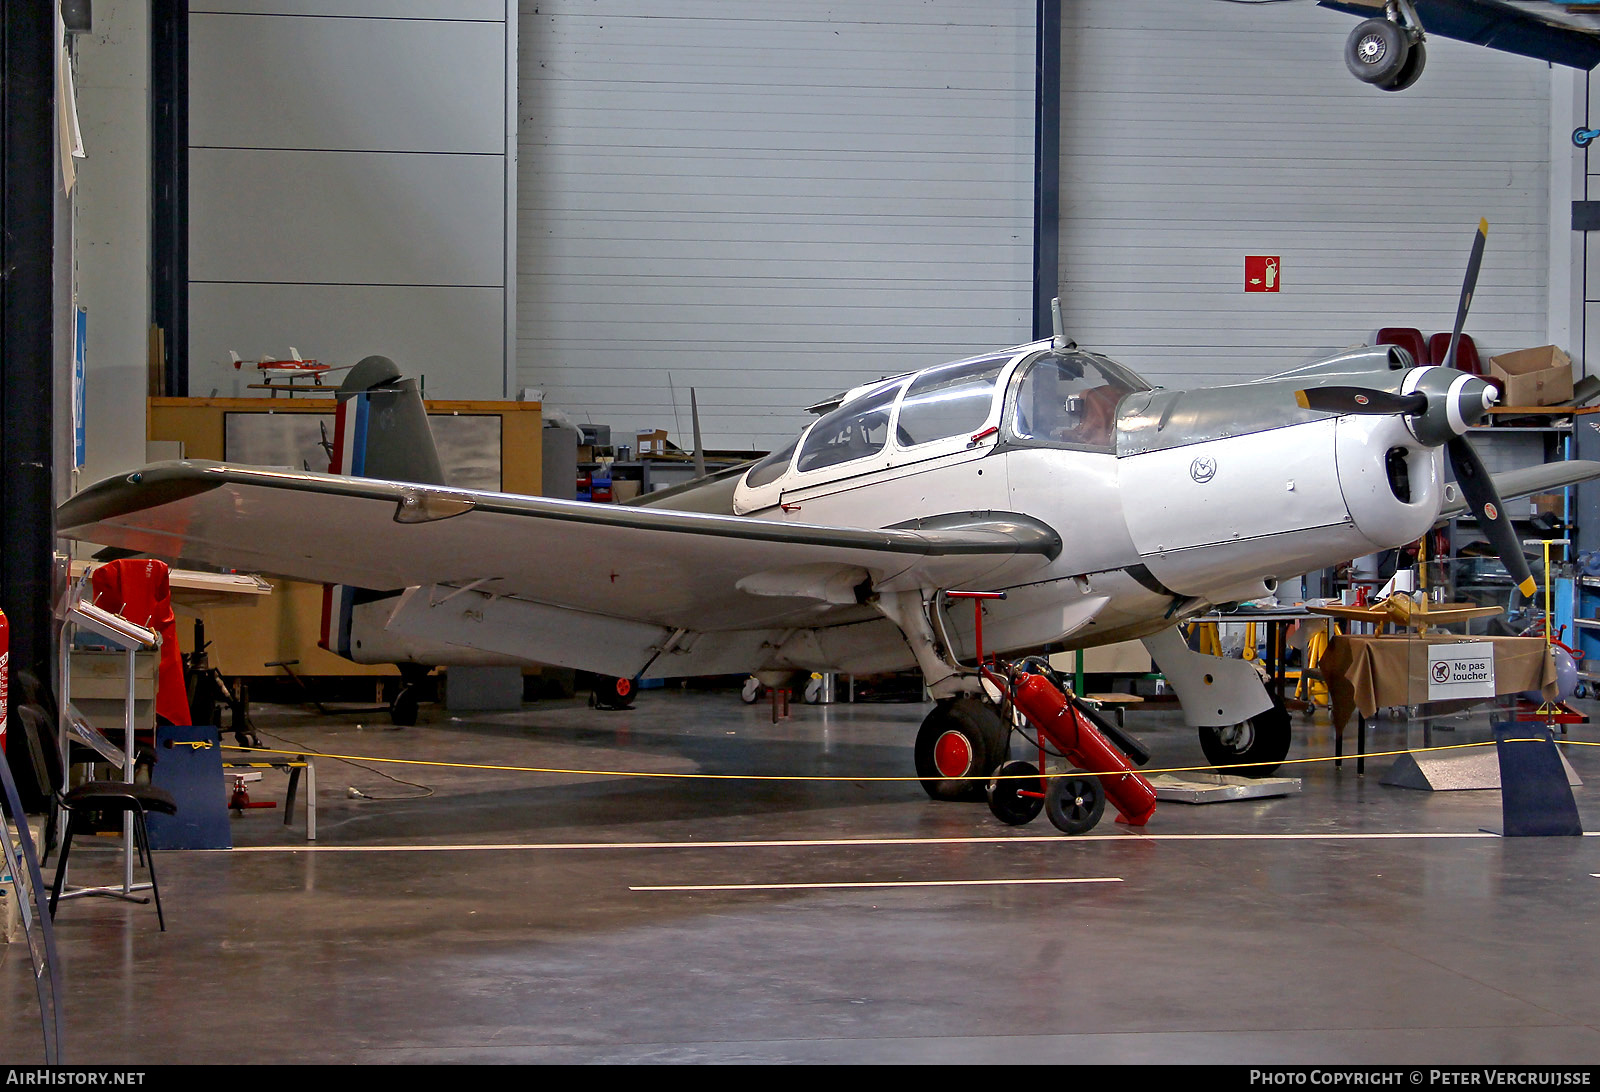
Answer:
[16, 705, 178, 931]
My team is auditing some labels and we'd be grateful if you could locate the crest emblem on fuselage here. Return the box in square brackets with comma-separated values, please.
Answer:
[1190, 457, 1217, 483]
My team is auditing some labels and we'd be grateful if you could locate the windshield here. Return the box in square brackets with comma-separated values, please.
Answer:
[1008, 351, 1147, 451]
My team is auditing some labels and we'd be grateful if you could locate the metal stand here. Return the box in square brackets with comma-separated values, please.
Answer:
[56, 599, 158, 907]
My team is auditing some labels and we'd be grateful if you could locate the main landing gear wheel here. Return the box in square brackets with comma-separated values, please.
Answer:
[1044, 772, 1105, 835]
[1198, 696, 1291, 777]
[591, 675, 636, 710]
[987, 760, 1045, 826]
[390, 664, 431, 727]
[914, 697, 1007, 802]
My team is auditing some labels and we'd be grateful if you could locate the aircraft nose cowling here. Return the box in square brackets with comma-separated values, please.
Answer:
[1406, 368, 1496, 446]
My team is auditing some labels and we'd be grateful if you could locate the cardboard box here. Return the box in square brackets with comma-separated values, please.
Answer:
[1487, 345, 1574, 407]
[1532, 493, 1564, 517]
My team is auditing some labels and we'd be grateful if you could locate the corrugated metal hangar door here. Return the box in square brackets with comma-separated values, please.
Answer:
[517, 1, 1037, 452]
[1056, 0, 1553, 390]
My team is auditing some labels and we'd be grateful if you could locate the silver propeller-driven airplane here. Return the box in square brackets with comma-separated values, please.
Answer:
[57, 223, 1600, 797]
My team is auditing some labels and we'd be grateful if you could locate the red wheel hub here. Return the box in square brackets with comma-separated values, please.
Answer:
[933, 730, 975, 778]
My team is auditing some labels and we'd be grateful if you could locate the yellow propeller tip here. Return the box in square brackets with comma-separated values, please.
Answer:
[1479, 217, 1489, 235]
[1518, 577, 1537, 597]
[1294, 390, 1310, 409]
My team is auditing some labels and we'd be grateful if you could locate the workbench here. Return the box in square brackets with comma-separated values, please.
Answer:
[1318, 634, 1556, 773]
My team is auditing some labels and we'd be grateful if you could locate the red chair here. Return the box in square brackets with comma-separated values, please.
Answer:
[1428, 332, 1483, 375]
[1376, 327, 1429, 367]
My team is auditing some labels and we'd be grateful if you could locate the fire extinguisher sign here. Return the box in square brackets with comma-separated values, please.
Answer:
[1245, 255, 1281, 292]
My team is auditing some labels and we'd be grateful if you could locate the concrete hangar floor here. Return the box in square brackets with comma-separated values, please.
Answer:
[3, 686, 1600, 1065]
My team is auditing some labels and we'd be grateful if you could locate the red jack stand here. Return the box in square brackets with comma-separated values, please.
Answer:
[229, 775, 278, 816]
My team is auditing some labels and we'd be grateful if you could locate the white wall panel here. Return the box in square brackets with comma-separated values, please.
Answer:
[188, 4, 515, 399]
[189, 283, 505, 401]
[190, 149, 506, 286]
[190, 14, 506, 153]
[517, 1, 1035, 452]
[194, 2, 506, 19]
[1057, 1, 1552, 388]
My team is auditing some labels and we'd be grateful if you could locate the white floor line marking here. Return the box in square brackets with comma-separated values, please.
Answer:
[630, 877, 1124, 892]
[206, 831, 1576, 854]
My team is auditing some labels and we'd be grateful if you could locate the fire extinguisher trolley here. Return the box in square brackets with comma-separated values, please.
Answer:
[943, 591, 1158, 834]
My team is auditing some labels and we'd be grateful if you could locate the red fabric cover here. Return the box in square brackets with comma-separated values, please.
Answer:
[1427, 332, 1483, 375]
[90, 559, 192, 727]
[1376, 327, 1429, 367]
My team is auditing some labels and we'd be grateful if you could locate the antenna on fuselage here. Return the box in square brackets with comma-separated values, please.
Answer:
[1051, 297, 1076, 352]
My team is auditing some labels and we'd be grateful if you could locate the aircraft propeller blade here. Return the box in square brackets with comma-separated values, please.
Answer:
[1294, 386, 1428, 416]
[1440, 218, 1488, 371]
[1445, 434, 1536, 598]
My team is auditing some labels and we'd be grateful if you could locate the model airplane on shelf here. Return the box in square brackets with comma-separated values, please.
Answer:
[59, 223, 1600, 795]
[1305, 595, 1503, 632]
[229, 349, 353, 395]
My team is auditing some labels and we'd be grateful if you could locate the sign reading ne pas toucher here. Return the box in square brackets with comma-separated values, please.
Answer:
[1427, 642, 1497, 701]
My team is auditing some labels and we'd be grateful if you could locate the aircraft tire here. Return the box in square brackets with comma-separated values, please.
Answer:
[592, 675, 637, 710]
[1344, 18, 1409, 86]
[1380, 38, 1425, 92]
[915, 697, 1007, 802]
[390, 686, 419, 727]
[1044, 772, 1105, 835]
[987, 760, 1045, 826]
[1198, 697, 1291, 777]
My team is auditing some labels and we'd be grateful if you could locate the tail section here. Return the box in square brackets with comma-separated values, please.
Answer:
[319, 356, 444, 657]
[327, 355, 444, 485]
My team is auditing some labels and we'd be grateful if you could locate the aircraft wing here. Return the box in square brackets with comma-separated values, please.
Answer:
[1318, 1, 1600, 69]
[1436, 458, 1600, 523]
[56, 461, 1062, 633]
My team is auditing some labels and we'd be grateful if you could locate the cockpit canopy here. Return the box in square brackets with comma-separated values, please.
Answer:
[739, 345, 1149, 499]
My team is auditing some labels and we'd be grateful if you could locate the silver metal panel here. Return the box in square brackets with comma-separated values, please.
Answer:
[1381, 749, 1582, 791]
[190, 149, 506, 287]
[187, 283, 506, 402]
[1148, 773, 1303, 804]
[1057, 1, 1551, 389]
[516, 0, 1036, 451]
[190, 14, 506, 153]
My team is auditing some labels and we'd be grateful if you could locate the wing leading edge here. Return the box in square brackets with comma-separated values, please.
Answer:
[57, 461, 1062, 634]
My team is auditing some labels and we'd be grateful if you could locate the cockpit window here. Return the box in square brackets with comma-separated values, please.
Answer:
[894, 356, 1009, 447]
[795, 382, 900, 474]
[743, 437, 798, 489]
[1010, 351, 1146, 450]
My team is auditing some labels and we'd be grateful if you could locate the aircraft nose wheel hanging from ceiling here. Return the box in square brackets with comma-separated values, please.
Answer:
[1344, 2, 1426, 92]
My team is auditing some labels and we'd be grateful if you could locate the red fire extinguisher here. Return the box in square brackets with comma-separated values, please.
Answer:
[1010, 670, 1157, 827]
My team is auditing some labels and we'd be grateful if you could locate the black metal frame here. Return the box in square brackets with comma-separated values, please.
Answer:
[151, 0, 188, 396]
[2, 0, 60, 806]
[1032, 0, 1061, 341]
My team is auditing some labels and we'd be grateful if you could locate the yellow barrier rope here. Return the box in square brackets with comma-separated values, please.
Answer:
[221, 736, 1595, 785]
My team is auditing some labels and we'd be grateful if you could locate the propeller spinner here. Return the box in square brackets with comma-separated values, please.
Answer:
[1294, 220, 1536, 598]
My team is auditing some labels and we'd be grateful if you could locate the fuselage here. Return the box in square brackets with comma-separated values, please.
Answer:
[673, 339, 1453, 662]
